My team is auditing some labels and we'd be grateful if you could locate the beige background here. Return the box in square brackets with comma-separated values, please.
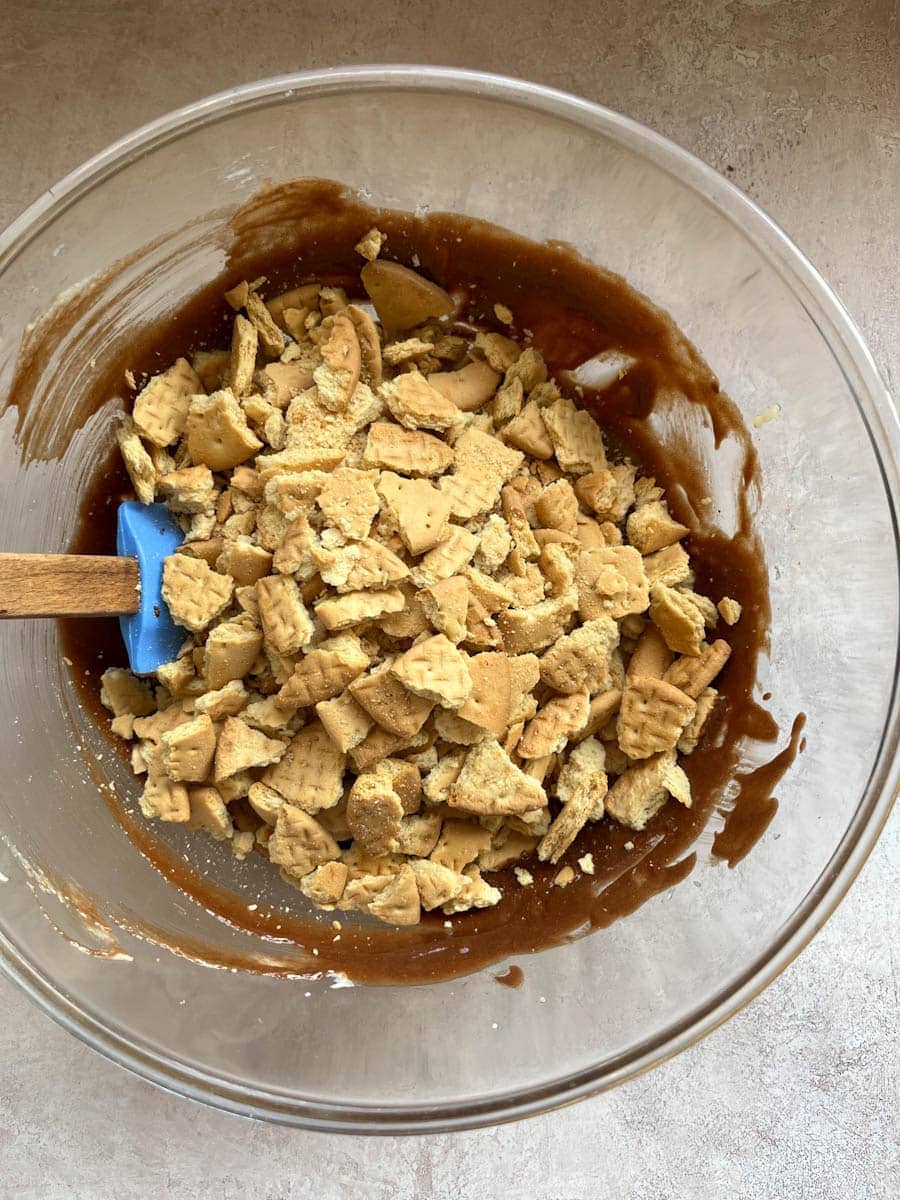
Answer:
[0, 2, 897, 1196]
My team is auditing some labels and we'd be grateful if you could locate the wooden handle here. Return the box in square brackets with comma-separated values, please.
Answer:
[0, 554, 140, 618]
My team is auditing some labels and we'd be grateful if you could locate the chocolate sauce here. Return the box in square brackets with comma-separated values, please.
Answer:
[18, 179, 804, 984]
[494, 965, 524, 989]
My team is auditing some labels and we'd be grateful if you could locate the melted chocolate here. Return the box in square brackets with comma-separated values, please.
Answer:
[14, 179, 804, 984]
[494, 965, 525, 989]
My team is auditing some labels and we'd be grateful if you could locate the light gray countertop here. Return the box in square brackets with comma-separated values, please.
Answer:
[0, 3, 897, 1196]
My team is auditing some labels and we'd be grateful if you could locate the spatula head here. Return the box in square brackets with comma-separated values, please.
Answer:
[116, 502, 185, 675]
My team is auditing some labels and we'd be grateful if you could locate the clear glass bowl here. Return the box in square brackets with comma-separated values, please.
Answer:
[0, 67, 896, 1133]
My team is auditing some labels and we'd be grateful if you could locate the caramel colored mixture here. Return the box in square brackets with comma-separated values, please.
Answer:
[45, 181, 800, 983]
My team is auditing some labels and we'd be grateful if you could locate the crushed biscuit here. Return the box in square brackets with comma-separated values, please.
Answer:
[116, 415, 156, 504]
[539, 616, 619, 695]
[677, 687, 718, 754]
[377, 471, 453, 554]
[347, 772, 404, 855]
[214, 717, 285, 781]
[605, 750, 691, 830]
[541, 396, 607, 476]
[617, 676, 696, 759]
[257, 575, 314, 655]
[449, 739, 547, 816]
[187, 786, 233, 840]
[100, 667, 156, 719]
[316, 690, 373, 753]
[187, 389, 262, 471]
[439, 428, 523, 519]
[497, 589, 578, 655]
[313, 538, 409, 593]
[349, 661, 434, 737]
[157, 465, 216, 514]
[518, 691, 590, 759]
[276, 634, 370, 709]
[355, 226, 385, 261]
[205, 622, 263, 691]
[649, 584, 706, 656]
[132, 358, 201, 447]
[417, 575, 469, 644]
[160, 714, 217, 783]
[262, 723, 345, 812]
[717, 596, 742, 626]
[390, 634, 473, 709]
[269, 803, 341, 879]
[412, 525, 479, 587]
[105, 260, 737, 929]
[361, 260, 453, 334]
[456, 650, 511, 737]
[663, 639, 731, 698]
[381, 370, 463, 433]
[362, 421, 454, 477]
[626, 500, 689, 555]
[162, 555, 234, 632]
[574, 464, 636, 523]
[315, 586, 406, 632]
[428, 360, 500, 412]
[315, 467, 380, 540]
[368, 862, 421, 925]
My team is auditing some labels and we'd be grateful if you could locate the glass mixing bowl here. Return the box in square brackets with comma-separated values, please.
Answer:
[0, 67, 896, 1133]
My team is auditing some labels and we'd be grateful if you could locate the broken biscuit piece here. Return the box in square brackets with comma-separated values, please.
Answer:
[362, 421, 454, 477]
[262, 724, 345, 813]
[456, 650, 511, 737]
[381, 370, 463, 433]
[162, 555, 234, 633]
[316, 467, 380, 540]
[269, 803, 341, 879]
[377, 472, 453, 554]
[649, 584, 706, 656]
[349, 661, 434, 737]
[616, 676, 696, 759]
[539, 616, 619, 695]
[541, 396, 607, 476]
[517, 691, 590, 759]
[626, 500, 689, 555]
[187, 389, 263, 471]
[276, 634, 370, 709]
[428, 360, 500, 412]
[417, 575, 469, 644]
[214, 716, 285, 781]
[390, 634, 473, 709]
[257, 575, 315, 655]
[116, 416, 156, 504]
[361, 260, 453, 334]
[449, 739, 547, 816]
[439, 427, 524, 519]
[315, 586, 406, 632]
[132, 358, 201, 447]
[605, 750, 692, 831]
[313, 314, 361, 413]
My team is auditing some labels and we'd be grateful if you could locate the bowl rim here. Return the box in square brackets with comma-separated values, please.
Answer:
[0, 63, 897, 1134]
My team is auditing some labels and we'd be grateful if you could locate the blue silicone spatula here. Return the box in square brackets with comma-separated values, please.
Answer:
[0, 501, 184, 675]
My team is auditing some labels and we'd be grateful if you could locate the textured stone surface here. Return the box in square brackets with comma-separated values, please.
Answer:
[0, 2, 897, 1196]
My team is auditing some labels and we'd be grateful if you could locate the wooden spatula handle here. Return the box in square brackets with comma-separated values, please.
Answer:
[0, 554, 140, 618]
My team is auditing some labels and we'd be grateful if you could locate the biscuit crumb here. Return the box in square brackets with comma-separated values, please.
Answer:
[717, 596, 742, 625]
[553, 865, 576, 888]
[354, 227, 385, 261]
[753, 404, 781, 429]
